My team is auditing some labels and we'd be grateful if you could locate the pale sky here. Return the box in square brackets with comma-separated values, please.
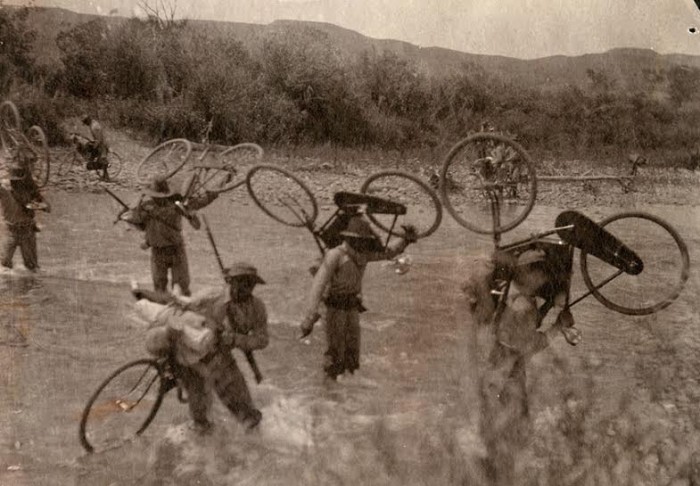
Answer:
[8, 0, 700, 59]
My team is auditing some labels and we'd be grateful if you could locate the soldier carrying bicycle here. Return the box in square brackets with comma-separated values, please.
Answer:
[0, 145, 50, 272]
[122, 177, 219, 296]
[299, 214, 418, 382]
[465, 247, 582, 408]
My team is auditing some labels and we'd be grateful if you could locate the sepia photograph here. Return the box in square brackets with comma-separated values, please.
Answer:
[0, 0, 698, 484]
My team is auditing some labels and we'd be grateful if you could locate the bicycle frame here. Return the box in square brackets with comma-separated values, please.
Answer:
[487, 188, 640, 323]
[282, 192, 406, 256]
[179, 141, 263, 202]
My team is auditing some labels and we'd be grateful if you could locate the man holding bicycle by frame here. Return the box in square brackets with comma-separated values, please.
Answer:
[123, 177, 219, 296]
[132, 261, 269, 434]
[463, 245, 582, 417]
[0, 144, 50, 272]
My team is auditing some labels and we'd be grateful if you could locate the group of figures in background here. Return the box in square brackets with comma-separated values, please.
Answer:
[0, 100, 690, 484]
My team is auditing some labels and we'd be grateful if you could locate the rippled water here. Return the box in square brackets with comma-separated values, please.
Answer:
[0, 190, 698, 485]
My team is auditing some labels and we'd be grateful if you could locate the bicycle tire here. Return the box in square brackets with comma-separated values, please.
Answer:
[359, 170, 442, 239]
[25, 125, 50, 187]
[439, 133, 537, 235]
[0, 100, 21, 156]
[580, 212, 690, 315]
[246, 164, 318, 227]
[136, 139, 192, 184]
[79, 358, 167, 453]
[104, 150, 123, 181]
[209, 143, 264, 194]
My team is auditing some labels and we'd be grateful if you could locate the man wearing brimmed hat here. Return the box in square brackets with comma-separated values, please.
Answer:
[128, 177, 218, 296]
[464, 247, 581, 435]
[81, 115, 109, 179]
[0, 156, 50, 272]
[158, 261, 269, 433]
[299, 215, 418, 382]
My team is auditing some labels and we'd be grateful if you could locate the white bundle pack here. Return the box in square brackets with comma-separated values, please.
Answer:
[135, 300, 216, 366]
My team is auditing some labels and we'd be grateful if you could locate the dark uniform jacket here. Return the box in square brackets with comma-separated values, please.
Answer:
[187, 287, 269, 353]
[131, 192, 217, 248]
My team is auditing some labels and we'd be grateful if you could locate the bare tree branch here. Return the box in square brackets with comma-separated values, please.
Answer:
[136, 0, 178, 29]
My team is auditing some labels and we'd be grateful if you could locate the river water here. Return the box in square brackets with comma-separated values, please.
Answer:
[0, 189, 698, 485]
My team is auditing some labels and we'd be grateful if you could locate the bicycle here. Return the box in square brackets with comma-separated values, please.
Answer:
[537, 152, 647, 195]
[439, 132, 538, 235]
[439, 133, 652, 236]
[486, 198, 689, 322]
[0, 100, 51, 187]
[245, 166, 443, 255]
[56, 132, 123, 182]
[136, 138, 264, 201]
[475, 196, 689, 482]
[79, 354, 186, 454]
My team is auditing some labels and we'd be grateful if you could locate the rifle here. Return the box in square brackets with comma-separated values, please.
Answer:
[103, 187, 133, 224]
[202, 214, 263, 384]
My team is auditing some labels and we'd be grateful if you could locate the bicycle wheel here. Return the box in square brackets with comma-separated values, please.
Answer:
[104, 150, 123, 181]
[439, 133, 537, 235]
[25, 126, 50, 187]
[136, 139, 191, 184]
[580, 212, 689, 315]
[0, 100, 21, 156]
[246, 164, 318, 227]
[359, 170, 442, 240]
[79, 359, 168, 453]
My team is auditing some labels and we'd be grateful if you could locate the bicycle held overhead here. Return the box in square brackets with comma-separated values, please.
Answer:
[136, 126, 265, 204]
[439, 131, 689, 323]
[0, 100, 51, 188]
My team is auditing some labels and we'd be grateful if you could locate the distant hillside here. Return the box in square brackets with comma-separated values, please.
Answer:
[14, 6, 700, 92]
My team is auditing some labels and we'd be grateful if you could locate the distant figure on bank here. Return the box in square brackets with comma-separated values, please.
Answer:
[0, 148, 50, 272]
[124, 178, 218, 296]
[81, 115, 109, 179]
[299, 215, 417, 381]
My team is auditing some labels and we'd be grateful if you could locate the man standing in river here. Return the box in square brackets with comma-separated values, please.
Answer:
[124, 177, 217, 296]
[0, 149, 50, 272]
[299, 215, 417, 382]
[135, 262, 269, 433]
